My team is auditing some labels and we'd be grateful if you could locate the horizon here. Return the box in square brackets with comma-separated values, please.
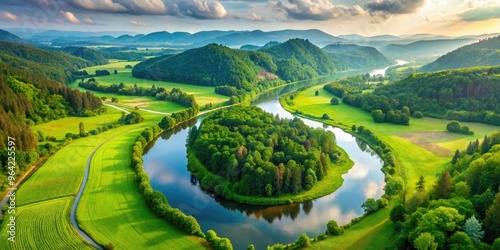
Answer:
[0, 0, 499, 37]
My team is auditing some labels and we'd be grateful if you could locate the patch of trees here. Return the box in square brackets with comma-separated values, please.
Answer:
[446, 120, 474, 135]
[390, 131, 500, 249]
[131, 125, 205, 238]
[370, 67, 500, 125]
[322, 44, 392, 71]
[78, 79, 198, 111]
[119, 111, 144, 124]
[352, 126, 397, 175]
[69, 47, 109, 65]
[187, 106, 343, 200]
[95, 69, 110, 76]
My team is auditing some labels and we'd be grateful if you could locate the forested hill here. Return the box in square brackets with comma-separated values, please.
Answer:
[132, 43, 277, 89]
[421, 36, 500, 72]
[66, 46, 109, 65]
[370, 66, 500, 125]
[322, 44, 392, 70]
[260, 38, 337, 81]
[0, 41, 95, 82]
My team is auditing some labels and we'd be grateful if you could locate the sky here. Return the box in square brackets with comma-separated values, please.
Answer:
[0, 0, 499, 37]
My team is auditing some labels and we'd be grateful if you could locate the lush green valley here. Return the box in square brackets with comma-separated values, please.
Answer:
[323, 44, 392, 70]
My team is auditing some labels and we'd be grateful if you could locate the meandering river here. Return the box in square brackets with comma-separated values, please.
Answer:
[142, 64, 401, 249]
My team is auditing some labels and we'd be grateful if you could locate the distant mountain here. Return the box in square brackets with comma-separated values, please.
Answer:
[240, 41, 281, 51]
[421, 36, 500, 72]
[260, 38, 337, 81]
[0, 29, 32, 45]
[135, 31, 191, 44]
[132, 43, 277, 88]
[380, 38, 476, 62]
[323, 44, 392, 70]
[28, 30, 134, 41]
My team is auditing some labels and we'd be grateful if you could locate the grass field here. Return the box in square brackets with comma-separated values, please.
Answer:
[67, 61, 228, 109]
[281, 85, 499, 249]
[76, 126, 208, 249]
[0, 110, 208, 249]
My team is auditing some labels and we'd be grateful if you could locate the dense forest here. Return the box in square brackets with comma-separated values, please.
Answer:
[132, 43, 277, 89]
[260, 38, 337, 82]
[391, 132, 500, 249]
[64, 46, 109, 65]
[421, 36, 500, 72]
[187, 106, 343, 200]
[325, 67, 500, 125]
[322, 44, 392, 70]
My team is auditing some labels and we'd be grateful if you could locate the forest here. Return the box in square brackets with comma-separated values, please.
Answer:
[390, 132, 500, 249]
[322, 44, 392, 71]
[187, 106, 343, 199]
[325, 66, 500, 125]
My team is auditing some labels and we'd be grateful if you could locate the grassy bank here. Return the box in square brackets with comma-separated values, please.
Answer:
[280, 84, 499, 249]
[187, 146, 354, 206]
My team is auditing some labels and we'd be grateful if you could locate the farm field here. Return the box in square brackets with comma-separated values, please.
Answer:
[0, 110, 208, 249]
[280, 84, 500, 249]
[67, 61, 229, 109]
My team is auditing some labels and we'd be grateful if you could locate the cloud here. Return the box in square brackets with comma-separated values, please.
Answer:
[83, 17, 95, 24]
[270, 0, 366, 21]
[365, 0, 427, 15]
[59, 10, 80, 24]
[174, 0, 229, 19]
[0, 11, 18, 21]
[246, 12, 265, 21]
[130, 0, 168, 15]
[69, 0, 128, 13]
[130, 20, 146, 26]
[460, 5, 500, 21]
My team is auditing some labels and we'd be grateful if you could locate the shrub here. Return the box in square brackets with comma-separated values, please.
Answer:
[322, 113, 330, 119]
[294, 233, 311, 248]
[330, 97, 339, 105]
[326, 219, 344, 235]
[413, 111, 424, 118]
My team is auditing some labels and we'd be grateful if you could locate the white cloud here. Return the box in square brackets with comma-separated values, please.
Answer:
[130, 20, 146, 26]
[246, 12, 265, 21]
[69, 0, 128, 13]
[270, 0, 366, 21]
[59, 10, 80, 24]
[0, 11, 18, 21]
[131, 0, 168, 15]
[83, 17, 95, 24]
[175, 0, 229, 19]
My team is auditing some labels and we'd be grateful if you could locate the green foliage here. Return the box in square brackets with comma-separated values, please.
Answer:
[362, 198, 379, 214]
[315, 90, 319, 96]
[70, 47, 109, 65]
[323, 44, 392, 70]
[294, 233, 311, 248]
[390, 204, 406, 223]
[414, 232, 438, 250]
[247, 244, 255, 250]
[385, 176, 404, 196]
[422, 36, 500, 71]
[371, 109, 385, 123]
[485, 192, 500, 243]
[119, 111, 144, 124]
[493, 238, 500, 250]
[189, 106, 341, 198]
[447, 120, 475, 135]
[448, 231, 474, 250]
[79, 122, 85, 136]
[432, 170, 452, 199]
[464, 215, 484, 244]
[205, 230, 233, 250]
[330, 97, 339, 105]
[416, 175, 426, 192]
[326, 219, 344, 235]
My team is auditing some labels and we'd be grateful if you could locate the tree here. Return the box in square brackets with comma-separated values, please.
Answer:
[402, 106, 410, 116]
[247, 245, 255, 250]
[111, 97, 119, 103]
[294, 233, 311, 248]
[79, 122, 85, 136]
[322, 113, 330, 119]
[414, 232, 438, 250]
[100, 96, 107, 101]
[493, 238, 500, 250]
[448, 231, 474, 250]
[315, 90, 319, 96]
[453, 181, 471, 198]
[464, 215, 484, 244]
[416, 175, 426, 192]
[114, 69, 118, 74]
[362, 198, 379, 214]
[390, 204, 406, 223]
[330, 97, 339, 105]
[326, 219, 344, 235]
[371, 109, 385, 123]
[452, 149, 460, 164]
[433, 170, 452, 199]
[447, 121, 461, 133]
[485, 192, 500, 243]
[385, 176, 404, 196]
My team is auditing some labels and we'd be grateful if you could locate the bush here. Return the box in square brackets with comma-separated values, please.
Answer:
[390, 204, 406, 223]
[362, 198, 379, 214]
[326, 219, 344, 235]
[294, 233, 311, 248]
[330, 97, 339, 105]
[322, 113, 330, 119]
[413, 111, 424, 118]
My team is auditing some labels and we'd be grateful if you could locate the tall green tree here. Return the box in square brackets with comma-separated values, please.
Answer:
[485, 192, 500, 243]
[433, 170, 452, 199]
[414, 232, 438, 250]
[79, 121, 85, 136]
[464, 215, 484, 244]
[416, 175, 426, 192]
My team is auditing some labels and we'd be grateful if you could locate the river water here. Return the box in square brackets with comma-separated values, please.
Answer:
[142, 66, 394, 249]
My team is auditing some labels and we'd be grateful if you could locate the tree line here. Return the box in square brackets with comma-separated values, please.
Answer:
[78, 79, 198, 110]
[187, 106, 344, 200]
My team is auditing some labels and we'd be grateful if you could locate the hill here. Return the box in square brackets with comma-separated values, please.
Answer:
[0, 29, 32, 44]
[132, 43, 277, 89]
[260, 38, 337, 81]
[380, 38, 475, 63]
[66, 47, 109, 65]
[421, 36, 500, 71]
[323, 44, 392, 70]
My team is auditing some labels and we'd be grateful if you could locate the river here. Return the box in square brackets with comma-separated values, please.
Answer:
[142, 65, 395, 249]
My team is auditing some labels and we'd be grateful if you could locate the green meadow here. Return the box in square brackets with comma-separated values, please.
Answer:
[67, 61, 229, 109]
[281, 84, 499, 249]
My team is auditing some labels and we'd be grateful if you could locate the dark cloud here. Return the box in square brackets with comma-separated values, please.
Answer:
[460, 6, 500, 21]
[365, 0, 426, 15]
[270, 0, 366, 21]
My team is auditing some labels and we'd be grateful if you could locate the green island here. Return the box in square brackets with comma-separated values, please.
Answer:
[187, 105, 353, 205]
